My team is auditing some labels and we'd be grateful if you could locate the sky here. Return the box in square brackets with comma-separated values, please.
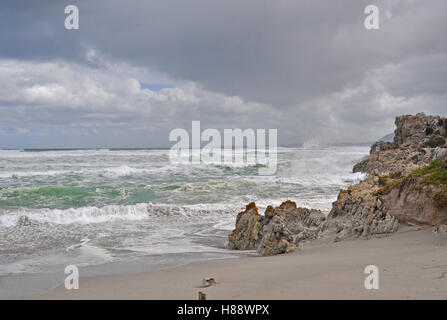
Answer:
[0, 0, 446, 148]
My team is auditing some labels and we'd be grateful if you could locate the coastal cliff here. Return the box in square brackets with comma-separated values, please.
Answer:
[229, 113, 447, 256]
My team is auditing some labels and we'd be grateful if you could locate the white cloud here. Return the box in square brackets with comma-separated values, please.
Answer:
[0, 58, 277, 142]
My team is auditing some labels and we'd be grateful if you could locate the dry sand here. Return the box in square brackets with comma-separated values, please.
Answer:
[34, 228, 447, 300]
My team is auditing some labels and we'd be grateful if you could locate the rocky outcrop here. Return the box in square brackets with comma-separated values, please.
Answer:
[228, 201, 326, 256]
[258, 201, 325, 256]
[377, 161, 447, 226]
[394, 113, 447, 148]
[257, 214, 295, 256]
[229, 113, 447, 256]
[320, 175, 399, 242]
[353, 147, 432, 175]
[228, 202, 263, 250]
[355, 113, 447, 175]
[350, 114, 447, 226]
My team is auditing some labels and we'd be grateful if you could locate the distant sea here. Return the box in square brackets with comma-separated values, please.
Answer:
[0, 145, 368, 283]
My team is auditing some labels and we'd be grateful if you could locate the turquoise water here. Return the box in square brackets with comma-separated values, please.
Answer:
[0, 146, 368, 275]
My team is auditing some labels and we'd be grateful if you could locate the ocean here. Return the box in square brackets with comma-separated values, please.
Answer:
[0, 145, 368, 296]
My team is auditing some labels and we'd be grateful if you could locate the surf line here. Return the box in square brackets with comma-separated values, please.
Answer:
[177, 304, 212, 318]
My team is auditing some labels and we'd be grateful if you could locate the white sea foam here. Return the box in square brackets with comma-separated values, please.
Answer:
[0, 203, 150, 227]
[103, 165, 146, 176]
[0, 145, 370, 276]
[0, 165, 174, 178]
[0, 202, 240, 228]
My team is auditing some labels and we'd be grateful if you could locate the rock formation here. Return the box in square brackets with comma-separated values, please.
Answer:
[229, 113, 447, 256]
[353, 147, 432, 175]
[394, 113, 447, 147]
[376, 161, 447, 226]
[228, 202, 263, 250]
[228, 201, 326, 256]
[351, 113, 447, 227]
[320, 175, 399, 242]
[258, 201, 325, 256]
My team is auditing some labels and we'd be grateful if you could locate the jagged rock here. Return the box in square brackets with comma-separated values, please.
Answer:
[394, 113, 447, 147]
[259, 201, 326, 255]
[257, 214, 294, 256]
[351, 156, 447, 228]
[229, 201, 325, 256]
[228, 202, 263, 250]
[264, 201, 325, 231]
[256, 201, 326, 256]
[353, 147, 432, 175]
[320, 175, 400, 242]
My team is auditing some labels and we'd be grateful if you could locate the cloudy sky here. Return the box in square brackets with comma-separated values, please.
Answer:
[1, 0, 446, 148]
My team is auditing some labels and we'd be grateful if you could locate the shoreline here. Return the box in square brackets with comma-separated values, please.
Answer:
[33, 227, 447, 300]
[1, 250, 246, 300]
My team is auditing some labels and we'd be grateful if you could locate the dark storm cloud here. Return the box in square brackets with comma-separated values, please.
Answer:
[0, 1, 83, 61]
[0, 0, 447, 147]
[4, 0, 444, 105]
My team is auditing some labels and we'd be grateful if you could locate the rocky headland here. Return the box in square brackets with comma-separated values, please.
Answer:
[228, 113, 447, 256]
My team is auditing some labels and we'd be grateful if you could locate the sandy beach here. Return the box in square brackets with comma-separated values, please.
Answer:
[34, 228, 447, 300]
